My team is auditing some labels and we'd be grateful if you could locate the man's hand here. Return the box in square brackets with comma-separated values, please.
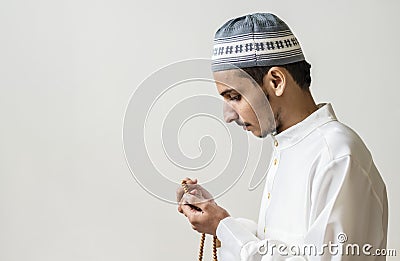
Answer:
[176, 177, 199, 213]
[181, 199, 230, 236]
[176, 178, 230, 236]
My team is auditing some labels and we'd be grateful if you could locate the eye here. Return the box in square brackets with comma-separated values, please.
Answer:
[229, 94, 241, 101]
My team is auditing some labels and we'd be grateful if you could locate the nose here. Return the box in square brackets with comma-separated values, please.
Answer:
[223, 102, 239, 123]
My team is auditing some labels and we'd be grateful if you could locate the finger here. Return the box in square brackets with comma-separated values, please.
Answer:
[182, 203, 205, 222]
[181, 205, 192, 221]
[176, 186, 185, 202]
[176, 181, 197, 202]
[181, 204, 202, 221]
[181, 204, 192, 217]
[177, 205, 183, 214]
[182, 177, 198, 184]
[188, 198, 216, 214]
[183, 193, 214, 208]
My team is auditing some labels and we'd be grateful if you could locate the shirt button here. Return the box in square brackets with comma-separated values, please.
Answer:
[274, 140, 279, 147]
[273, 159, 278, 165]
[267, 192, 271, 199]
[264, 227, 266, 233]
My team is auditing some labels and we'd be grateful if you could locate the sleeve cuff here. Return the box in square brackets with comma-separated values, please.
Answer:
[216, 217, 259, 258]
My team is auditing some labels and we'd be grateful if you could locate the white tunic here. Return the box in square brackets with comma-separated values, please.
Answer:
[216, 103, 388, 260]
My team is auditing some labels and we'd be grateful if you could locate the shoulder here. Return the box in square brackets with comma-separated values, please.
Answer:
[316, 120, 372, 168]
[312, 121, 387, 214]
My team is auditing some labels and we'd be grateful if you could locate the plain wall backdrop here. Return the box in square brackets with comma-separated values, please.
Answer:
[0, 0, 399, 260]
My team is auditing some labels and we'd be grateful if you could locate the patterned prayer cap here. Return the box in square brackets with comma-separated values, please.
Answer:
[211, 13, 305, 72]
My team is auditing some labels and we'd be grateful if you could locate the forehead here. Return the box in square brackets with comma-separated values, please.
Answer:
[213, 69, 257, 94]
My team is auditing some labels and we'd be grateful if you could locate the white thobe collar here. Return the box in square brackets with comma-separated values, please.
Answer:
[272, 103, 337, 150]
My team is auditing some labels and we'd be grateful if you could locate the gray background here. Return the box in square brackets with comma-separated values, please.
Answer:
[0, 0, 399, 260]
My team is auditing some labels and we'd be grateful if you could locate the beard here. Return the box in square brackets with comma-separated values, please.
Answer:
[258, 108, 281, 138]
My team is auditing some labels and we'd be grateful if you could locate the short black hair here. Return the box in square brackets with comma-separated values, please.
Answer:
[241, 60, 312, 90]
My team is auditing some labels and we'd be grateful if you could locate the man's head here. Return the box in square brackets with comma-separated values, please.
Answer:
[212, 13, 314, 137]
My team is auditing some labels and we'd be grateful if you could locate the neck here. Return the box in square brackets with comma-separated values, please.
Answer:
[276, 90, 318, 133]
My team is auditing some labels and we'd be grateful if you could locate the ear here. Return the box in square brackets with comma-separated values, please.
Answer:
[263, 67, 286, 97]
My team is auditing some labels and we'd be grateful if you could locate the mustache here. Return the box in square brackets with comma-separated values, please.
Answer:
[235, 120, 251, 127]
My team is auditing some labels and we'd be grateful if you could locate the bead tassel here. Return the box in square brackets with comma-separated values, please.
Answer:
[198, 233, 205, 261]
[212, 236, 218, 261]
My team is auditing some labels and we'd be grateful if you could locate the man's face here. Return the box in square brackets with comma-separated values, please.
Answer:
[213, 69, 275, 138]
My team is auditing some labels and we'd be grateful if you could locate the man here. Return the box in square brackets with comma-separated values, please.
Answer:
[177, 13, 388, 260]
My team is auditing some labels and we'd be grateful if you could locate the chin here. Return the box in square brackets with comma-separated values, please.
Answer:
[251, 129, 262, 138]
[254, 128, 274, 139]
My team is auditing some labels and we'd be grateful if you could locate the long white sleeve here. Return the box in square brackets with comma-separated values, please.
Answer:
[306, 155, 387, 261]
[216, 155, 387, 261]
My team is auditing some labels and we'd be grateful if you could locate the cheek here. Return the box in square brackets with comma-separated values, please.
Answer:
[236, 102, 257, 121]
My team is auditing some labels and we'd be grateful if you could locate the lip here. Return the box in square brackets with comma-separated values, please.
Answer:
[237, 121, 251, 131]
